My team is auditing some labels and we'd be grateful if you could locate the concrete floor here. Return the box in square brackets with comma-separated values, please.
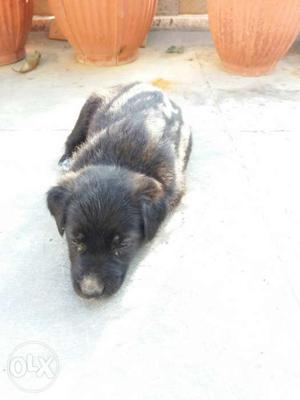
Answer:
[1, 30, 300, 399]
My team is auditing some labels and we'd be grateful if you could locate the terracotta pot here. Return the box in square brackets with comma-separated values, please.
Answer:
[0, 0, 33, 65]
[48, 0, 158, 66]
[208, 0, 300, 76]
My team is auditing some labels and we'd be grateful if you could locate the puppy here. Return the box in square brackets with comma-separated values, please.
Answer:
[47, 82, 192, 298]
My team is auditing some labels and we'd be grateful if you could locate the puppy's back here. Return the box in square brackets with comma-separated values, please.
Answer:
[71, 82, 192, 201]
[90, 82, 190, 162]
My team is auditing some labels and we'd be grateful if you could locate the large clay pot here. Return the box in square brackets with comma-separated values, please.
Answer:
[0, 0, 33, 65]
[48, 0, 158, 66]
[208, 0, 300, 76]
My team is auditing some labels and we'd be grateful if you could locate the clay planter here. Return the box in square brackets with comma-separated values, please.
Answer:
[208, 0, 300, 76]
[48, 0, 158, 66]
[0, 0, 33, 65]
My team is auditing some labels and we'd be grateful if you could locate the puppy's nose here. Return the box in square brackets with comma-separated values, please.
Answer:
[79, 274, 104, 298]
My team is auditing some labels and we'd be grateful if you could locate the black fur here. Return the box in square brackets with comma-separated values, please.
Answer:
[47, 83, 192, 298]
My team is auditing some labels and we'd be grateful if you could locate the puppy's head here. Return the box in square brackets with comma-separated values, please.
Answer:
[47, 166, 166, 298]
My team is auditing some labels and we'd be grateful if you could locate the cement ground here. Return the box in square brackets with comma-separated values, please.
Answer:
[1, 31, 300, 399]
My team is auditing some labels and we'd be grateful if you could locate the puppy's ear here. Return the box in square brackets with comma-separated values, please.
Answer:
[134, 175, 167, 241]
[47, 185, 72, 236]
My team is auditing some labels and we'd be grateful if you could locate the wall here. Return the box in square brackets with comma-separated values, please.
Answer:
[34, 0, 208, 16]
[157, 0, 207, 15]
[33, 0, 50, 15]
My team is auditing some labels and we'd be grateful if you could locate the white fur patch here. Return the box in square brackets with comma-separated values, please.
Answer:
[59, 158, 72, 172]
[145, 109, 166, 140]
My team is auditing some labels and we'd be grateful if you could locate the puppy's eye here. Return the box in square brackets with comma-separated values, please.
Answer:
[77, 243, 87, 254]
[111, 235, 121, 256]
[112, 235, 120, 246]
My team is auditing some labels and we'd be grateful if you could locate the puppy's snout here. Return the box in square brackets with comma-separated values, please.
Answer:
[78, 274, 104, 298]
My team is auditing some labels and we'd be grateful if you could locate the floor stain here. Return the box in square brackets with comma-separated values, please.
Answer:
[151, 78, 172, 90]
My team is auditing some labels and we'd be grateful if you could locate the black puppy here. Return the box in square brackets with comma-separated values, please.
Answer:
[47, 82, 192, 298]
